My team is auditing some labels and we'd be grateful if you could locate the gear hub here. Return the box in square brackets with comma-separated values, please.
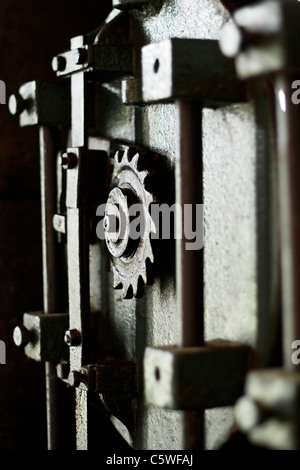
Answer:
[104, 147, 156, 299]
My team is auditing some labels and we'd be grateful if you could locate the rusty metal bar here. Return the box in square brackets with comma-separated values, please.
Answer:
[39, 126, 60, 450]
[175, 101, 204, 449]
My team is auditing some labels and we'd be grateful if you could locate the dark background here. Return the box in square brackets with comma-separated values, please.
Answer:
[0, 0, 111, 450]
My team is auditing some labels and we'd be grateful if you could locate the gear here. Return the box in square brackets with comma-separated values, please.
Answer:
[104, 147, 156, 299]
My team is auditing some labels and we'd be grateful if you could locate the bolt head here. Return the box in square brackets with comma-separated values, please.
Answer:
[52, 55, 66, 72]
[8, 94, 27, 116]
[64, 329, 81, 347]
[219, 20, 243, 59]
[13, 325, 31, 347]
[61, 152, 78, 170]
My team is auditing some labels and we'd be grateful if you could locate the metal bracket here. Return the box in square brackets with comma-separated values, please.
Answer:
[121, 78, 143, 106]
[64, 147, 107, 209]
[144, 340, 251, 410]
[8, 80, 71, 127]
[56, 359, 137, 394]
[142, 38, 246, 106]
[13, 312, 69, 362]
[52, 44, 134, 80]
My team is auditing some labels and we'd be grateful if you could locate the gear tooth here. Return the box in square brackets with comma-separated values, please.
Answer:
[147, 248, 154, 264]
[145, 191, 154, 209]
[149, 217, 157, 235]
[121, 280, 128, 296]
[136, 276, 145, 298]
[131, 153, 140, 169]
[123, 148, 130, 164]
[141, 271, 147, 285]
[113, 271, 122, 289]
[117, 150, 127, 164]
[139, 170, 148, 183]
[123, 283, 134, 299]
[115, 151, 121, 163]
[144, 205, 156, 234]
[131, 278, 138, 297]
[114, 152, 122, 172]
[106, 147, 165, 299]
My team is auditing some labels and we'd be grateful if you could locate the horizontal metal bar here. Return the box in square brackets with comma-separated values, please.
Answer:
[144, 340, 251, 410]
[142, 39, 246, 105]
[14, 312, 69, 362]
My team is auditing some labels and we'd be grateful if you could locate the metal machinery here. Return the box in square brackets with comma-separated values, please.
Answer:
[7, 0, 300, 450]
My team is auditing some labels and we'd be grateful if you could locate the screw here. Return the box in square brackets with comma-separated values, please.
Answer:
[56, 362, 70, 380]
[52, 214, 66, 234]
[52, 55, 67, 73]
[13, 325, 31, 347]
[64, 329, 81, 347]
[8, 94, 28, 116]
[61, 152, 78, 170]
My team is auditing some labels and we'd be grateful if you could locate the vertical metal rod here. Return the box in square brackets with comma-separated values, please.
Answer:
[274, 74, 300, 371]
[68, 71, 90, 449]
[39, 126, 60, 450]
[175, 101, 204, 449]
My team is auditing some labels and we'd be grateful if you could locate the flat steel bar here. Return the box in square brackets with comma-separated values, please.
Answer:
[67, 206, 90, 372]
[68, 71, 90, 449]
